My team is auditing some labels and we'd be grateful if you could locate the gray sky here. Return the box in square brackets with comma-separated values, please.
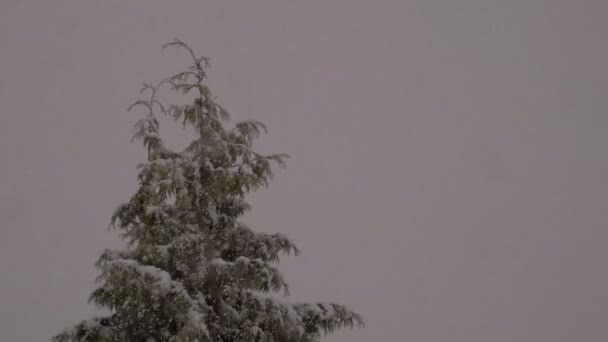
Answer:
[1, 1, 608, 341]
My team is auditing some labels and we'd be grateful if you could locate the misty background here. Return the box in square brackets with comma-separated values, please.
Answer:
[1, 1, 608, 341]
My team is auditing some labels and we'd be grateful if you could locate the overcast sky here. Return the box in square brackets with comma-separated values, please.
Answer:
[1, 1, 608, 341]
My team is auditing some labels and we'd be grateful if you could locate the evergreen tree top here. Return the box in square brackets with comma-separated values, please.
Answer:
[54, 39, 363, 342]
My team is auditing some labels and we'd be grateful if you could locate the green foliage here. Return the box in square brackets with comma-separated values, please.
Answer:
[54, 39, 362, 342]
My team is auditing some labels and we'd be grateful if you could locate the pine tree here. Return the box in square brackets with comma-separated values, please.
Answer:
[54, 40, 363, 342]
